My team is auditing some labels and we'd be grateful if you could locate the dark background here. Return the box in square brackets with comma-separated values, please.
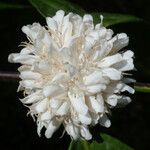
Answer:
[0, 0, 150, 150]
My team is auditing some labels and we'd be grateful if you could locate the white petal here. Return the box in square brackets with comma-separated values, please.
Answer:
[34, 98, 48, 113]
[37, 122, 45, 137]
[43, 85, 65, 97]
[99, 114, 111, 128]
[123, 50, 134, 59]
[68, 92, 88, 115]
[86, 95, 104, 113]
[53, 10, 65, 27]
[40, 111, 52, 121]
[22, 23, 41, 41]
[120, 84, 135, 94]
[56, 101, 69, 116]
[8, 53, 36, 65]
[52, 73, 69, 83]
[46, 17, 57, 30]
[80, 126, 92, 140]
[33, 60, 51, 74]
[117, 96, 132, 107]
[20, 47, 33, 54]
[106, 94, 120, 107]
[49, 98, 63, 109]
[45, 119, 61, 138]
[65, 123, 80, 139]
[78, 114, 92, 125]
[86, 84, 106, 94]
[98, 53, 123, 68]
[83, 14, 93, 23]
[83, 71, 108, 86]
[20, 71, 42, 80]
[20, 80, 42, 89]
[21, 91, 42, 104]
[102, 68, 121, 80]
[110, 33, 129, 53]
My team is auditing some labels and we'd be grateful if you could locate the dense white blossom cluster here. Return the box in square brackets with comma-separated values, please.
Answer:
[8, 10, 134, 140]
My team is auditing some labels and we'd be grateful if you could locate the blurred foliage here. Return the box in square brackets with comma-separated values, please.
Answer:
[28, 0, 140, 27]
[69, 134, 133, 150]
[0, 2, 30, 9]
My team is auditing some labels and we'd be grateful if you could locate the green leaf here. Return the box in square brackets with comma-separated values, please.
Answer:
[90, 134, 134, 150]
[28, 0, 85, 17]
[92, 12, 141, 27]
[68, 140, 90, 150]
[0, 2, 30, 10]
[69, 134, 134, 150]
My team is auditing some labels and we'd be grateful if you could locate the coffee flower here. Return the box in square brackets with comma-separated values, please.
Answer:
[8, 10, 134, 140]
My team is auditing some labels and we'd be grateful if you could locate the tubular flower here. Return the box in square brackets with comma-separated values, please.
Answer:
[8, 10, 135, 140]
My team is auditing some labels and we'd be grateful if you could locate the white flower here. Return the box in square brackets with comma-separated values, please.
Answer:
[8, 10, 135, 140]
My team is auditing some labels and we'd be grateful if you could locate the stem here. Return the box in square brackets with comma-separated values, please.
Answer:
[0, 72, 150, 93]
[134, 83, 150, 93]
[0, 72, 19, 81]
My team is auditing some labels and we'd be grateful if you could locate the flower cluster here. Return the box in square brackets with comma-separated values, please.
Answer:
[8, 10, 134, 140]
